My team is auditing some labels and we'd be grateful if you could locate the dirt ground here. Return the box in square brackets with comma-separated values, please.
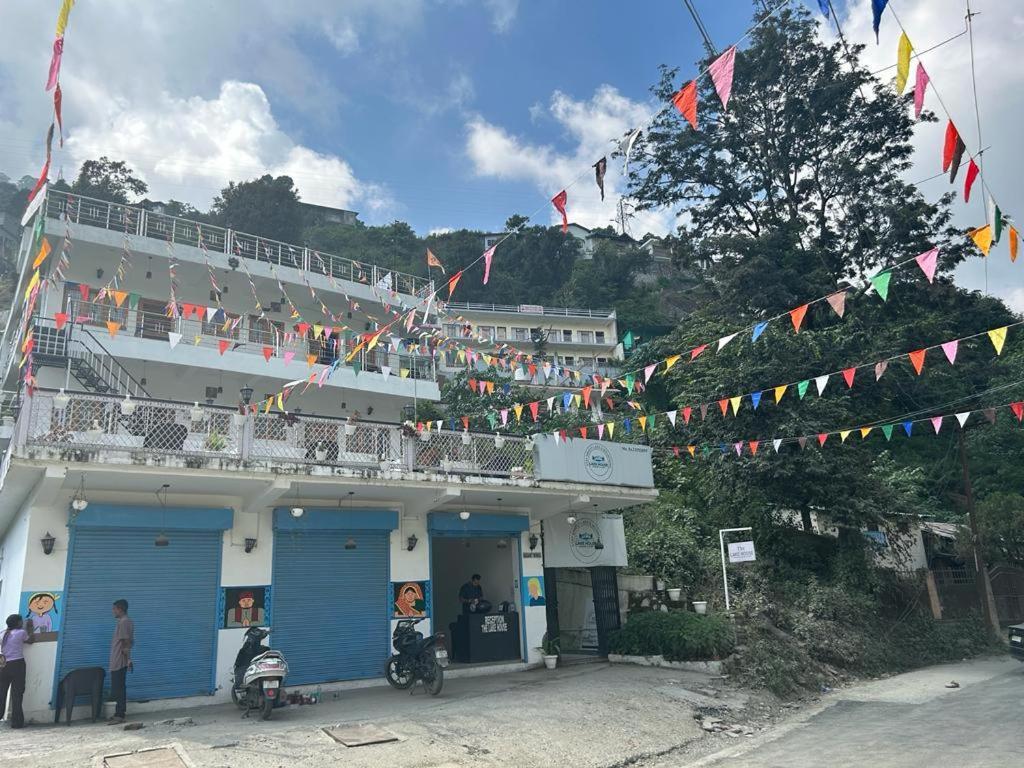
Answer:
[1, 661, 788, 768]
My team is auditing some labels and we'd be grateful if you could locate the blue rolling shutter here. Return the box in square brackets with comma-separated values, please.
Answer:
[57, 528, 222, 701]
[271, 529, 390, 685]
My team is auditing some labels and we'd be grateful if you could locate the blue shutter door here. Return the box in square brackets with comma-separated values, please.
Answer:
[57, 528, 222, 700]
[271, 530, 389, 685]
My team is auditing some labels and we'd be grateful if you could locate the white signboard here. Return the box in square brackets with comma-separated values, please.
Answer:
[544, 514, 628, 568]
[727, 541, 756, 563]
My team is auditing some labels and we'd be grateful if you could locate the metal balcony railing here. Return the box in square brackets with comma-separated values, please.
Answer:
[443, 301, 615, 319]
[60, 299, 436, 381]
[19, 389, 534, 480]
[44, 190, 434, 298]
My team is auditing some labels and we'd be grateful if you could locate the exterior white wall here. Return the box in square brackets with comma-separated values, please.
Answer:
[11, 497, 546, 724]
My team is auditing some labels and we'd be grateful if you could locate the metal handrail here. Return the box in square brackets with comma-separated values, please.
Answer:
[44, 189, 435, 298]
[76, 327, 152, 398]
[442, 301, 615, 319]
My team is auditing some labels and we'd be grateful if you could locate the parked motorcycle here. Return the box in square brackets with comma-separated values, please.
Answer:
[232, 627, 289, 719]
[384, 618, 448, 695]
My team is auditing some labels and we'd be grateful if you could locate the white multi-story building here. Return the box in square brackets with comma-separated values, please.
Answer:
[0, 188, 655, 722]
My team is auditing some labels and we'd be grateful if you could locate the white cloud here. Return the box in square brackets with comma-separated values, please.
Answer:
[483, 0, 520, 33]
[65, 81, 393, 217]
[322, 20, 360, 55]
[428, 227, 455, 236]
[830, 0, 1024, 308]
[465, 85, 678, 236]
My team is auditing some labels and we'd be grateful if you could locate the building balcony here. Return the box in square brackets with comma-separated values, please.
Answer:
[40, 189, 434, 298]
[442, 301, 616, 320]
[1, 388, 656, 526]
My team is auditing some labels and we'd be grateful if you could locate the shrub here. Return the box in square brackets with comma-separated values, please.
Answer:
[608, 611, 735, 661]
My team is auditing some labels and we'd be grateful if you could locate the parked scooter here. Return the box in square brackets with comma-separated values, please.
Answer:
[384, 618, 448, 695]
[232, 627, 289, 719]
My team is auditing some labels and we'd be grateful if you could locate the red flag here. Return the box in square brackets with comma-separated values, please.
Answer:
[54, 312, 68, 330]
[218, 339, 230, 355]
[1011, 402, 1024, 422]
[27, 159, 50, 202]
[673, 446, 680, 458]
[690, 344, 708, 361]
[581, 385, 593, 408]
[672, 81, 698, 129]
[942, 121, 958, 172]
[749, 440, 759, 456]
[682, 406, 692, 424]
[964, 159, 980, 202]
[262, 346, 273, 362]
[818, 433, 828, 447]
[908, 348, 926, 375]
[717, 398, 728, 416]
[77, 283, 90, 301]
[842, 367, 856, 388]
[551, 190, 568, 233]
[296, 322, 310, 336]
[528, 401, 540, 421]
[448, 270, 463, 298]
[580, 427, 588, 439]
[461, 416, 470, 430]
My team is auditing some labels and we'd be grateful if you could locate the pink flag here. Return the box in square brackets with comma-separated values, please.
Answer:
[826, 291, 846, 318]
[551, 190, 568, 233]
[915, 247, 939, 283]
[708, 46, 737, 110]
[941, 340, 958, 364]
[913, 63, 929, 119]
[283, 350, 295, 366]
[45, 37, 64, 91]
[931, 416, 943, 434]
[644, 363, 656, 383]
[482, 245, 496, 284]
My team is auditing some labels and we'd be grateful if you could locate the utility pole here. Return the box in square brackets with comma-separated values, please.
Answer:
[957, 429, 997, 635]
[681, 0, 717, 57]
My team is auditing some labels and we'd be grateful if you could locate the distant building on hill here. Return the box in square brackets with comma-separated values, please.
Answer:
[300, 201, 360, 227]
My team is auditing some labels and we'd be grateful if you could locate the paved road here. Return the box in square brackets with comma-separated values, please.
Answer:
[693, 657, 1022, 768]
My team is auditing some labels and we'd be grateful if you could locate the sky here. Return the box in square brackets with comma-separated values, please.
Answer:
[0, 1, 1021, 308]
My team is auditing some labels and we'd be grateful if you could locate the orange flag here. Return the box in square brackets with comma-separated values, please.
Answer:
[1010, 226, 1019, 262]
[790, 304, 809, 333]
[448, 270, 463, 298]
[106, 320, 120, 338]
[673, 81, 698, 129]
[32, 239, 51, 269]
[908, 348, 927, 375]
[426, 248, 445, 273]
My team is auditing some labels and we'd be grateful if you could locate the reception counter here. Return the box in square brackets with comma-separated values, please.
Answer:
[451, 612, 520, 663]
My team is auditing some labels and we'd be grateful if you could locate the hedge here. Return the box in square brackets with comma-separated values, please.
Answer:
[608, 611, 735, 661]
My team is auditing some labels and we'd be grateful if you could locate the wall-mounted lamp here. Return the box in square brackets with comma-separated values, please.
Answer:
[406, 533, 418, 551]
[53, 388, 70, 410]
[96, 268, 104, 279]
[155, 533, 170, 547]
[240, 385, 254, 405]
[459, 510, 471, 521]
[497, 538, 508, 550]
[40, 532, 55, 555]
[529, 534, 539, 551]
[566, 515, 577, 526]
[155, 483, 170, 547]
[244, 537, 257, 553]
[290, 506, 304, 518]
[344, 537, 357, 550]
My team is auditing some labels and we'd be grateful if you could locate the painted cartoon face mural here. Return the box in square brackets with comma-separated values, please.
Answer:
[524, 577, 546, 607]
[392, 581, 428, 617]
[223, 586, 269, 629]
[19, 591, 62, 641]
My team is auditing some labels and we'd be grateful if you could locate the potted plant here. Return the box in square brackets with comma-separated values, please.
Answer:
[667, 588, 682, 602]
[314, 441, 329, 462]
[537, 634, 560, 670]
[228, 256, 240, 270]
[692, 600, 708, 615]
[205, 431, 227, 451]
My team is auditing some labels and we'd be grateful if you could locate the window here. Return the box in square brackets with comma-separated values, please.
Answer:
[563, 356, 575, 367]
[597, 357, 608, 366]
[578, 330, 594, 344]
[512, 327, 529, 341]
[249, 316, 283, 345]
[578, 357, 594, 369]
[496, 326, 507, 340]
[595, 331, 606, 344]
[443, 323, 461, 338]
[477, 325, 495, 339]
[562, 330, 573, 342]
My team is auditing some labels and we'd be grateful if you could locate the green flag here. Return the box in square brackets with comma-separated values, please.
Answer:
[882, 424, 894, 441]
[128, 293, 140, 310]
[623, 331, 634, 350]
[486, 412, 497, 429]
[994, 204, 1003, 244]
[797, 380, 810, 399]
[870, 270, 892, 301]
[648, 412, 656, 429]
[625, 373, 635, 394]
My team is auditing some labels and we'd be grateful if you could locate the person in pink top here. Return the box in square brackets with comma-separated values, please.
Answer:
[1, 614, 34, 729]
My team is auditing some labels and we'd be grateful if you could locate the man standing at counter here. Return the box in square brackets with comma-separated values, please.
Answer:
[459, 574, 485, 613]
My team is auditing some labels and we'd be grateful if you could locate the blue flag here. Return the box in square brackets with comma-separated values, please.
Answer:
[752, 321, 769, 342]
[817, 0, 829, 15]
[562, 392, 573, 410]
[751, 391, 763, 410]
[902, 420, 913, 437]
[623, 418, 632, 434]
[872, 0, 888, 42]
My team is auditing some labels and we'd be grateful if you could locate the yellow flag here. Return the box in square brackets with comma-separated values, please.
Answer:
[313, 323, 324, 339]
[346, 341, 365, 362]
[513, 403, 523, 422]
[607, 422, 616, 439]
[32, 239, 51, 270]
[729, 396, 742, 415]
[665, 354, 682, 371]
[55, 0, 75, 36]
[23, 269, 39, 302]
[638, 416, 648, 432]
[860, 427, 873, 439]
[895, 33, 912, 94]
[306, 354, 317, 367]
[367, 331, 382, 350]
[969, 224, 993, 256]
[839, 430, 851, 443]
[774, 384, 787, 404]
[400, 368, 410, 379]
[573, 394, 581, 407]
[988, 326, 1008, 355]
[264, 397, 272, 414]
[276, 392, 285, 412]
[687, 445, 696, 458]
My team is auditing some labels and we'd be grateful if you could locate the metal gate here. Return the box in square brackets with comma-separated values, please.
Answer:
[543, 566, 560, 645]
[589, 566, 621, 657]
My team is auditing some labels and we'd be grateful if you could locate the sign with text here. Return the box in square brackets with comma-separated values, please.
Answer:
[533, 435, 654, 488]
[727, 541, 756, 563]
[544, 514, 628, 568]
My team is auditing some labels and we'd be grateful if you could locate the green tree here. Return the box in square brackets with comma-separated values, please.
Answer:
[210, 174, 303, 242]
[70, 157, 148, 203]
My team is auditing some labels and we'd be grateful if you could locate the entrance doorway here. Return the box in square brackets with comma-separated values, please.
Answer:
[552, 566, 622, 657]
[430, 535, 523, 664]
